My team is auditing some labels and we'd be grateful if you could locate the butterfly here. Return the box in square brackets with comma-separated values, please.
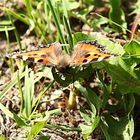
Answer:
[8, 40, 118, 71]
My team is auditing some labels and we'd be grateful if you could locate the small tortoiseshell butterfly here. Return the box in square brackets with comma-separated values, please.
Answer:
[8, 40, 118, 70]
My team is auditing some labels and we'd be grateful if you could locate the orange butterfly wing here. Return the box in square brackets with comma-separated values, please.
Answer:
[71, 40, 118, 65]
[9, 42, 63, 65]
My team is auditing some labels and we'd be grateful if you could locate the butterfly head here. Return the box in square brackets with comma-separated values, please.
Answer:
[53, 54, 71, 71]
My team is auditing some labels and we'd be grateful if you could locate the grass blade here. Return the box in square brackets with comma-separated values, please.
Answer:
[0, 69, 31, 100]
[0, 103, 13, 119]
[47, 0, 68, 53]
[30, 80, 55, 119]
[5, 26, 14, 73]
[62, 0, 73, 49]
[24, 66, 34, 117]
[3, 7, 30, 25]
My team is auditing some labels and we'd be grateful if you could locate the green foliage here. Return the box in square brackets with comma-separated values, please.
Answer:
[27, 120, 48, 140]
[13, 112, 28, 127]
[102, 40, 140, 94]
[52, 65, 93, 87]
[131, 0, 140, 15]
[0, 135, 6, 140]
[109, 0, 127, 33]
[100, 115, 134, 140]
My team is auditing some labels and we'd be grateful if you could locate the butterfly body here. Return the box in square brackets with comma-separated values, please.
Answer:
[8, 40, 119, 71]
